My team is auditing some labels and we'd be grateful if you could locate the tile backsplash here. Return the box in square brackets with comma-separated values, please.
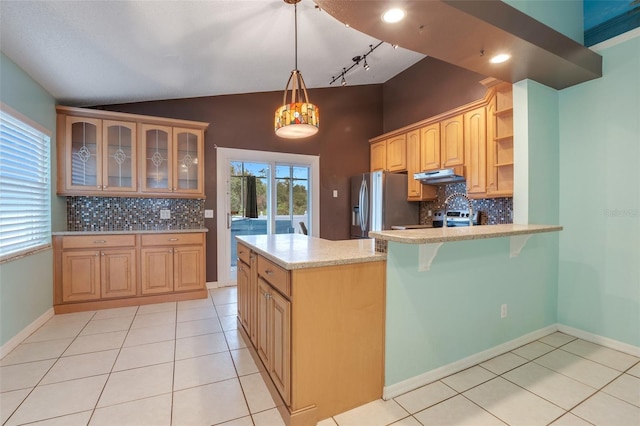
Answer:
[420, 183, 513, 225]
[66, 197, 205, 231]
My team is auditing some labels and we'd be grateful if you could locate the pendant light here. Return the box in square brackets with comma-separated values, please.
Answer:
[274, 0, 319, 139]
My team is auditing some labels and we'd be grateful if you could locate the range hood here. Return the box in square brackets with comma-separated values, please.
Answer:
[414, 166, 466, 185]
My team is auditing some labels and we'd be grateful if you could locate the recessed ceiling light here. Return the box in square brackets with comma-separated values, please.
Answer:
[490, 53, 511, 64]
[382, 8, 406, 23]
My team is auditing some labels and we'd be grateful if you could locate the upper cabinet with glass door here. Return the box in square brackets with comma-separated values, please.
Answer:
[56, 106, 208, 198]
[140, 126, 204, 196]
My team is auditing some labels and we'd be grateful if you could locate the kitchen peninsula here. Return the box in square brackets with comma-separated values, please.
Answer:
[370, 224, 563, 399]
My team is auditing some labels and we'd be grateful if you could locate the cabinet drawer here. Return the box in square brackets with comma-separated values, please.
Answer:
[62, 235, 135, 249]
[141, 233, 204, 246]
[257, 256, 290, 297]
[237, 243, 251, 265]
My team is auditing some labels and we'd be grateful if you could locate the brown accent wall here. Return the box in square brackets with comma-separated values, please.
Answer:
[382, 57, 488, 132]
[96, 85, 383, 282]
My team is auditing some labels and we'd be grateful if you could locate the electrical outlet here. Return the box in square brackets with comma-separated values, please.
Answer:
[160, 209, 171, 219]
[204, 209, 214, 219]
[501, 304, 508, 318]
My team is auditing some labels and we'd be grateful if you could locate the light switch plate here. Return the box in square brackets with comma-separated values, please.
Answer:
[160, 209, 171, 219]
[333, 190, 338, 198]
[204, 209, 214, 218]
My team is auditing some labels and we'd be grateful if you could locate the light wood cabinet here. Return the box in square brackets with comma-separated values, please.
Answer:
[56, 106, 208, 198]
[369, 135, 407, 172]
[441, 114, 464, 167]
[406, 129, 437, 201]
[420, 123, 441, 171]
[386, 134, 407, 172]
[140, 233, 205, 295]
[53, 232, 207, 313]
[58, 235, 136, 303]
[487, 83, 514, 197]
[140, 125, 204, 196]
[369, 81, 514, 201]
[370, 140, 386, 171]
[237, 244, 385, 425]
[464, 107, 487, 195]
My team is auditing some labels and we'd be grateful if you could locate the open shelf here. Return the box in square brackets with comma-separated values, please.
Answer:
[494, 108, 513, 117]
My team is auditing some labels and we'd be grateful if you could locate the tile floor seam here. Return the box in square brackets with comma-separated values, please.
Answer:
[558, 346, 637, 373]
[3, 333, 80, 425]
[460, 392, 511, 426]
[497, 366, 587, 415]
[85, 308, 136, 426]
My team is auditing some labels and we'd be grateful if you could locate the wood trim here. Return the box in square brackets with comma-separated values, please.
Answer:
[56, 105, 209, 130]
[53, 289, 208, 314]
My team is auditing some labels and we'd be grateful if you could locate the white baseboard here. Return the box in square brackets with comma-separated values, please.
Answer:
[557, 324, 640, 357]
[1, 308, 55, 359]
[383, 324, 558, 400]
[206, 281, 237, 290]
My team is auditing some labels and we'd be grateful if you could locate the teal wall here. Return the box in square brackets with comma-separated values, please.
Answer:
[558, 34, 640, 346]
[502, 0, 584, 44]
[385, 77, 562, 386]
[0, 52, 62, 348]
[385, 233, 558, 385]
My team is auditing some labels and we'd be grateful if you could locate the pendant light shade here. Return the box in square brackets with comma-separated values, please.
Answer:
[274, 0, 319, 139]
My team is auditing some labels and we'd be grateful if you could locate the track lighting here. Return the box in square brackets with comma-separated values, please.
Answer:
[329, 41, 385, 85]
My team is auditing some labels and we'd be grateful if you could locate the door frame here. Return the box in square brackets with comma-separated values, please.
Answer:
[215, 147, 320, 286]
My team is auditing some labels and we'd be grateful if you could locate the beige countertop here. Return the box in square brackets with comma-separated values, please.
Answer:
[369, 224, 562, 244]
[236, 234, 386, 270]
[52, 228, 208, 236]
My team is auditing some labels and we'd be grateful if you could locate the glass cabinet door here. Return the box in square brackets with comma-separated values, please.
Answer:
[141, 124, 172, 192]
[102, 120, 136, 192]
[67, 117, 101, 190]
[173, 128, 203, 194]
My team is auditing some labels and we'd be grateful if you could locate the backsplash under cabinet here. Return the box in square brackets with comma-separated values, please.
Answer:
[420, 183, 513, 225]
[66, 196, 205, 231]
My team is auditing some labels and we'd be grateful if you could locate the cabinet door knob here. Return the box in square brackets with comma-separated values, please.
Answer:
[103, 185, 108, 189]
[97, 185, 102, 189]
[101, 252, 105, 256]
[168, 249, 173, 253]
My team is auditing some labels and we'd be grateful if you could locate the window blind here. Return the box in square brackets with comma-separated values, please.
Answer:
[0, 108, 51, 261]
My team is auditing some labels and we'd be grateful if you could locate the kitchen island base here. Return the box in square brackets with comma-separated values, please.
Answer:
[236, 236, 386, 426]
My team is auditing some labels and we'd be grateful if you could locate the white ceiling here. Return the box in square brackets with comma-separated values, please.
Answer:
[0, 0, 425, 107]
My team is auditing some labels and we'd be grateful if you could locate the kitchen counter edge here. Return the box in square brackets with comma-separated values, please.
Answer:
[52, 229, 208, 236]
[236, 234, 386, 270]
[369, 224, 562, 244]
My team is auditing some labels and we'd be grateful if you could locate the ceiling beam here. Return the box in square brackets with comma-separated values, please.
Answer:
[315, 0, 602, 90]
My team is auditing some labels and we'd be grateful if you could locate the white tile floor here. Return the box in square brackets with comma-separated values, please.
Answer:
[1, 287, 638, 426]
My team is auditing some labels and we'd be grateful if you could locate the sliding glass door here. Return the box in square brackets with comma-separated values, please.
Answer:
[216, 148, 319, 286]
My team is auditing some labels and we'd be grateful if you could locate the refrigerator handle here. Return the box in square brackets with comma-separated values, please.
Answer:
[360, 177, 369, 233]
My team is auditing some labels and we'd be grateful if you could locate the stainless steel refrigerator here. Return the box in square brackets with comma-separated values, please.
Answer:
[350, 171, 419, 238]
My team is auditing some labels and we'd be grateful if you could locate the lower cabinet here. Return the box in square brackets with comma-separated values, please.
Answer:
[54, 232, 206, 313]
[257, 276, 291, 405]
[140, 233, 205, 294]
[59, 235, 136, 302]
[237, 242, 385, 426]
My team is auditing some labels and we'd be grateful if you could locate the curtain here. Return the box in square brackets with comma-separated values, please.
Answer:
[245, 175, 258, 218]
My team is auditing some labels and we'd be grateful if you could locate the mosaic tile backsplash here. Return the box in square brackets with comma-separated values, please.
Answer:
[420, 183, 513, 225]
[67, 197, 205, 231]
